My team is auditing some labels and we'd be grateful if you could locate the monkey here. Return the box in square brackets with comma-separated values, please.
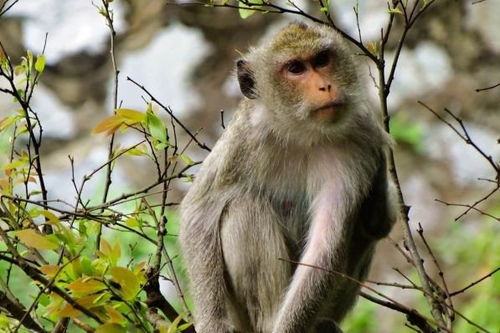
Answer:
[179, 22, 398, 333]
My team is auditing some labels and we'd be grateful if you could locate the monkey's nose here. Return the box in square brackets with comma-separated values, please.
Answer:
[319, 84, 332, 92]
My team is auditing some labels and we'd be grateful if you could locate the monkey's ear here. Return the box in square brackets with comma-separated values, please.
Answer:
[237, 59, 258, 99]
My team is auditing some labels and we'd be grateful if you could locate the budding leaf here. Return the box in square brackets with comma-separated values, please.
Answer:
[180, 154, 195, 166]
[387, 8, 403, 15]
[35, 55, 46, 72]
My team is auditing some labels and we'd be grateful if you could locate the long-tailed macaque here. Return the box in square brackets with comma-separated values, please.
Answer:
[179, 22, 397, 333]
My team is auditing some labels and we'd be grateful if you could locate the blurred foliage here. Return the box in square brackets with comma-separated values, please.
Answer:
[389, 113, 425, 151]
[342, 217, 500, 333]
[342, 299, 380, 332]
[0, 46, 193, 332]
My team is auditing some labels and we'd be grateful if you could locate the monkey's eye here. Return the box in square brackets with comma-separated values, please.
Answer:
[286, 61, 306, 74]
[313, 51, 330, 68]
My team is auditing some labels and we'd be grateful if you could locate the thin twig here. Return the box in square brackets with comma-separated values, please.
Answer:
[280, 258, 445, 332]
[476, 82, 500, 92]
[417, 223, 454, 325]
[435, 198, 499, 222]
[0, 0, 20, 17]
[0, 254, 103, 324]
[450, 267, 500, 297]
[127, 76, 211, 152]
[98, 0, 121, 250]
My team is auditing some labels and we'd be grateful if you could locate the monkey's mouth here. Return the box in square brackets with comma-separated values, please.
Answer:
[310, 100, 346, 123]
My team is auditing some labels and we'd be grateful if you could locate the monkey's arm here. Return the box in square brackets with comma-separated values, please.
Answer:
[273, 158, 395, 332]
[180, 191, 231, 333]
[273, 187, 351, 333]
[360, 154, 398, 239]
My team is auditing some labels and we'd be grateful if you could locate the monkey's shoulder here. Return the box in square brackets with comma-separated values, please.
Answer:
[191, 115, 260, 191]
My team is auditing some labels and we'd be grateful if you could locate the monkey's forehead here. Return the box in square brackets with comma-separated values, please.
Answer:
[269, 23, 334, 57]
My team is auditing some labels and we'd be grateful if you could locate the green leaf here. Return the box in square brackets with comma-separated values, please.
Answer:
[239, 7, 255, 19]
[39, 294, 50, 307]
[183, 174, 194, 183]
[80, 257, 95, 276]
[146, 109, 167, 144]
[155, 142, 170, 150]
[0, 313, 10, 328]
[35, 55, 46, 72]
[167, 316, 183, 333]
[178, 322, 194, 331]
[238, 0, 262, 19]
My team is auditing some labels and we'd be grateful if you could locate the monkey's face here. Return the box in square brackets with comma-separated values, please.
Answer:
[237, 23, 362, 142]
[277, 48, 347, 124]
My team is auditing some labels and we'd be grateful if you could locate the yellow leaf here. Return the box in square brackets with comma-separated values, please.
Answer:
[96, 323, 124, 333]
[125, 218, 140, 228]
[109, 267, 140, 300]
[26, 176, 37, 183]
[0, 178, 9, 190]
[111, 242, 121, 264]
[93, 109, 145, 135]
[40, 265, 59, 277]
[0, 115, 18, 130]
[133, 261, 147, 276]
[367, 41, 379, 56]
[15, 229, 59, 250]
[68, 277, 106, 294]
[92, 115, 121, 135]
[100, 239, 112, 257]
[39, 210, 59, 224]
[78, 294, 107, 308]
[57, 303, 80, 318]
[3, 157, 28, 171]
[123, 147, 147, 157]
[105, 305, 126, 324]
[116, 108, 146, 124]
[159, 324, 168, 333]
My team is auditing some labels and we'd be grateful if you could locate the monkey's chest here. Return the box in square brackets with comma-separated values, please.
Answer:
[269, 193, 311, 257]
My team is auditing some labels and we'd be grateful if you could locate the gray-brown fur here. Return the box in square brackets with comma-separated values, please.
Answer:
[179, 22, 397, 333]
